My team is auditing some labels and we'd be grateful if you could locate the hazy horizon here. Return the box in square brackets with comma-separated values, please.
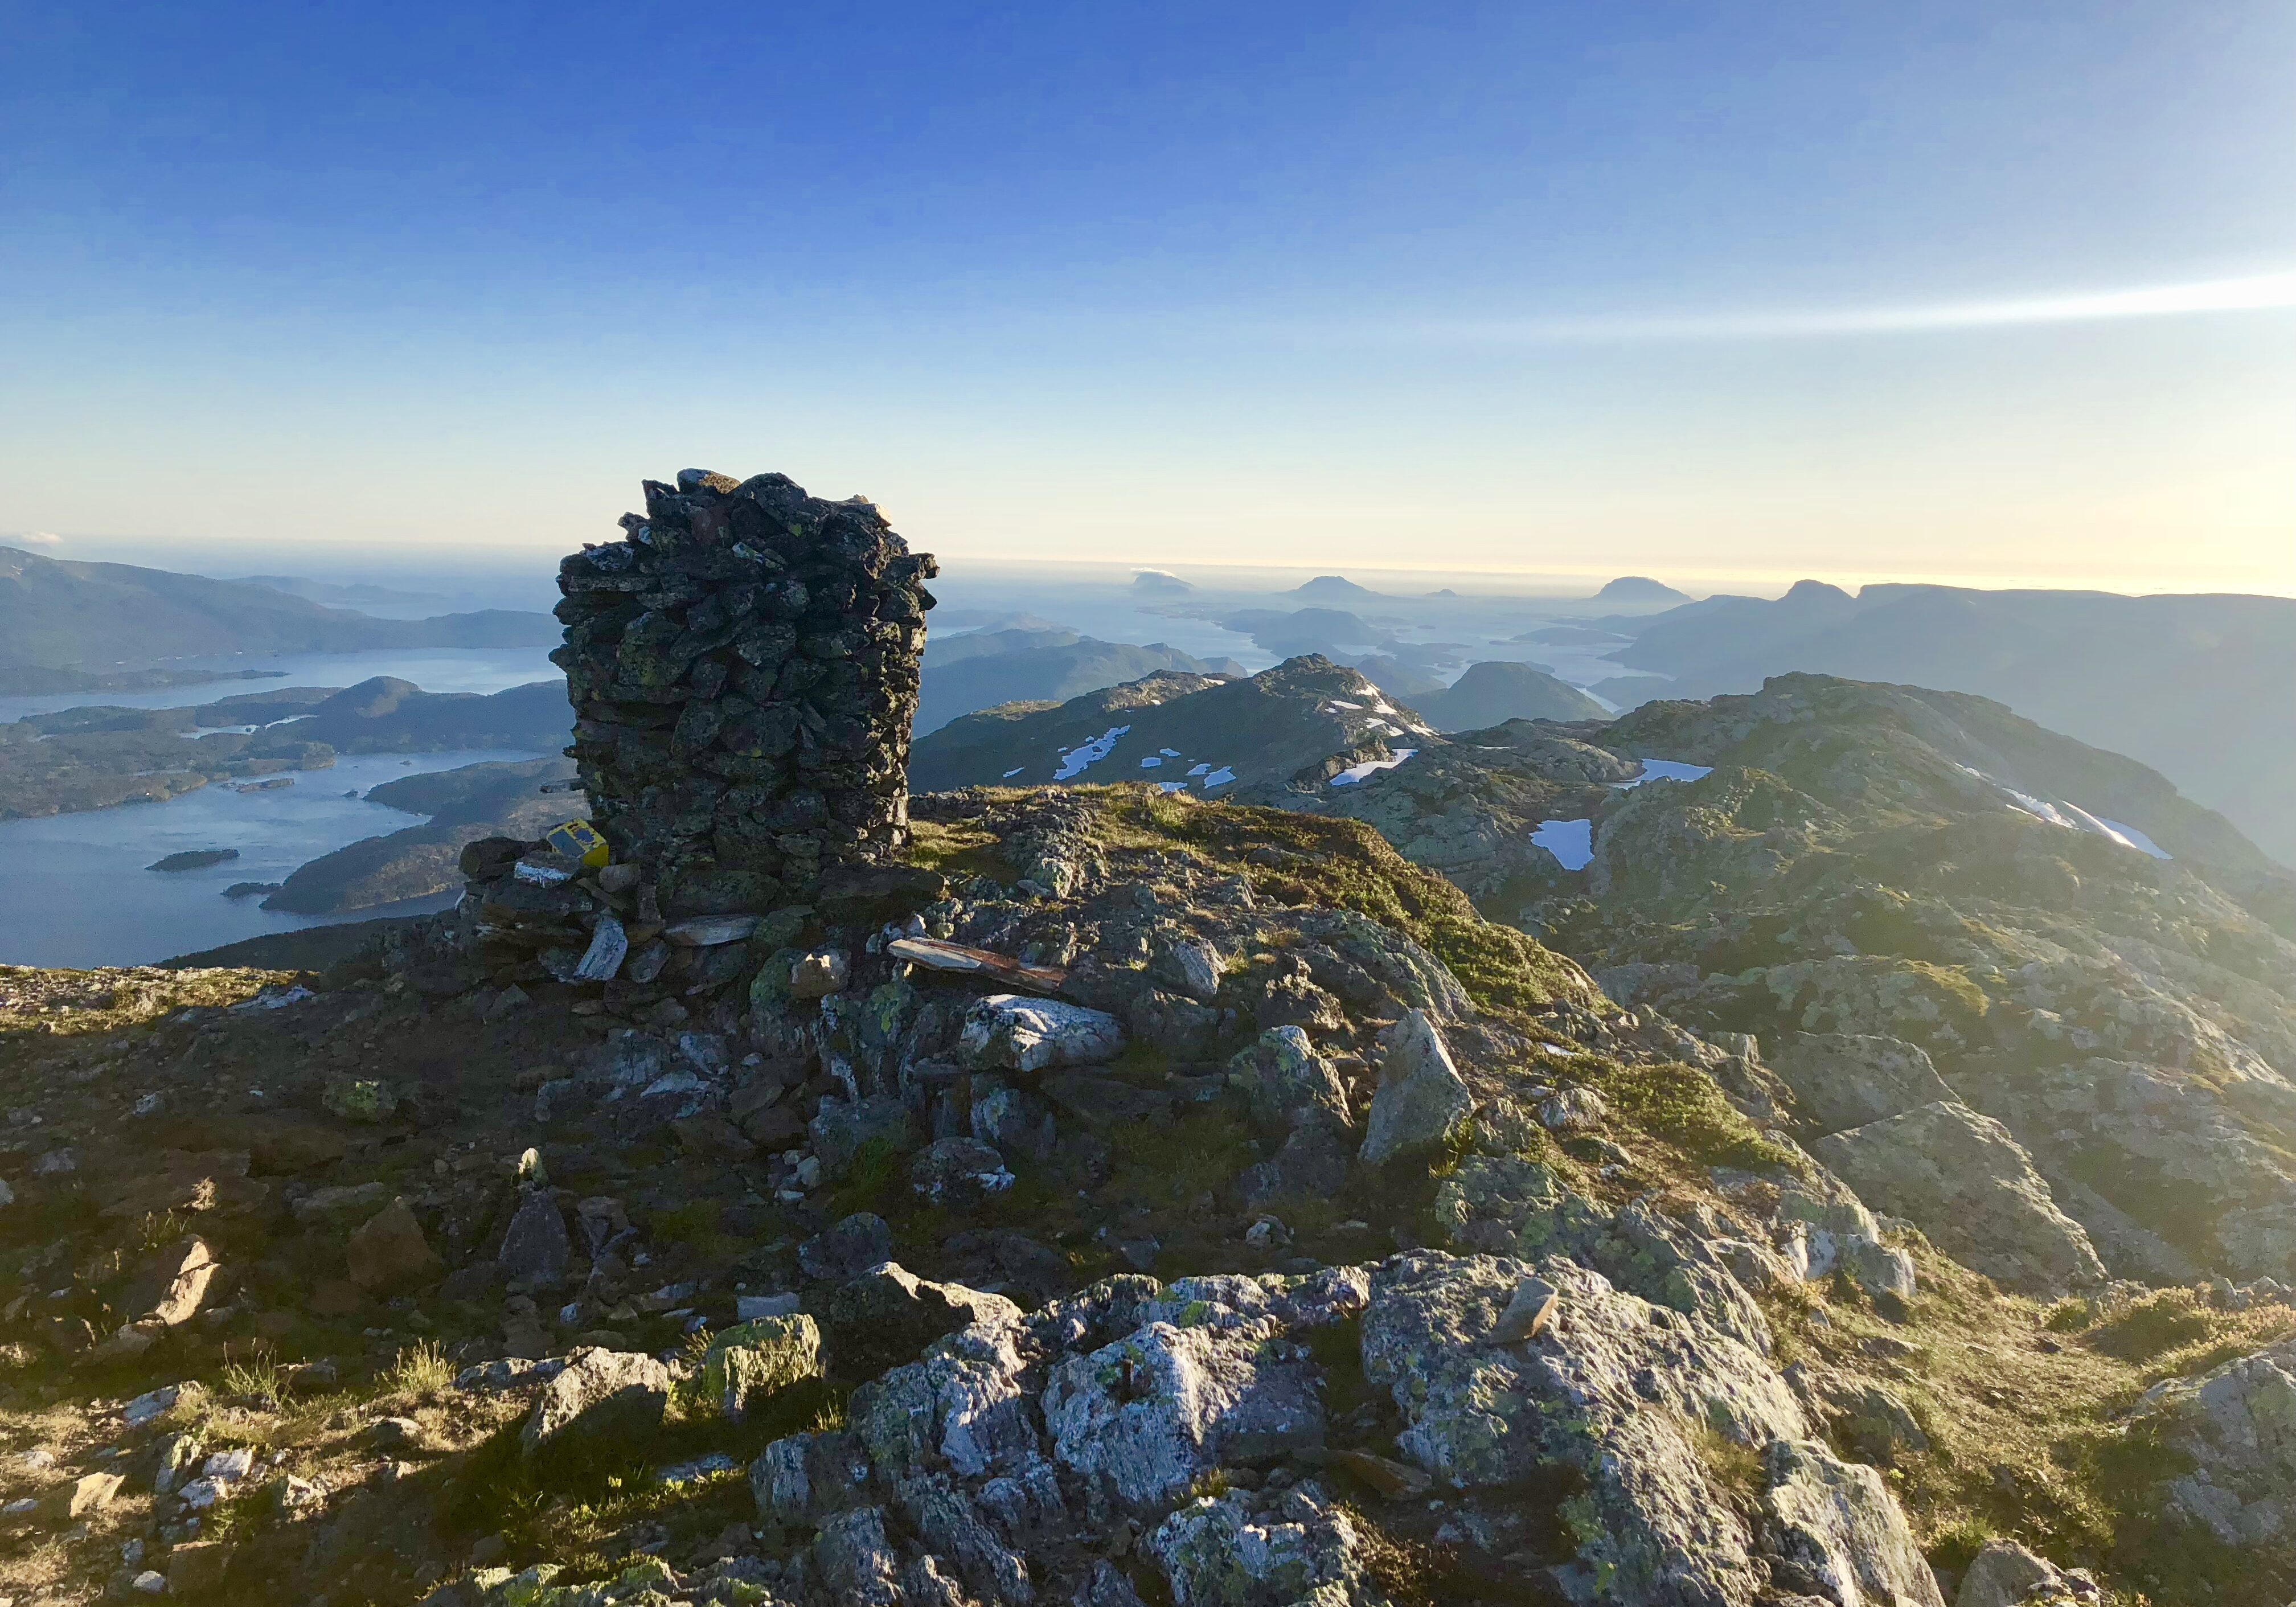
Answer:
[14, 531, 2296, 610]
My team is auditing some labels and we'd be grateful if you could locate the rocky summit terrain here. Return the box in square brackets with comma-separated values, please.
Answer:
[5, 661, 2296, 1607]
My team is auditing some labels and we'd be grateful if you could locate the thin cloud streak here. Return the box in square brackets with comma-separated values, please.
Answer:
[1383, 270, 2296, 345]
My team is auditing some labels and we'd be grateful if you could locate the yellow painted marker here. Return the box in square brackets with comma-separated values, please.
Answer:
[545, 818, 610, 868]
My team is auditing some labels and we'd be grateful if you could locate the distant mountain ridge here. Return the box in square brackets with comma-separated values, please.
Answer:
[0, 544, 558, 670]
[909, 655, 1432, 794]
[914, 635, 1245, 735]
[1592, 580, 2296, 863]
[0, 675, 572, 820]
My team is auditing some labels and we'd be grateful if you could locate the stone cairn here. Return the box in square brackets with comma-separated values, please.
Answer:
[452, 468, 937, 1012]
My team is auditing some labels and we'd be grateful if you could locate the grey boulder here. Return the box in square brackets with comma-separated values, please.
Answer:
[1811, 1101, 2105, 1295]
[1955, 1539, 2065, 1607]
[1772, 1033, 1957, 1134]
[800, 1212, 896, 1282]
[960, 994, 1125, 1073]
[520, 1347, 670, 1463]
[1359, 1010, 1472, 1164]
[495, 1191, 573, 1289]
[1761, 1437, 1945, 1607]
[823, 1261, 1023, 1380]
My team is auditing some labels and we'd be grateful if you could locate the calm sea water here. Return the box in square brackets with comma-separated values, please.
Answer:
[0, 748, 546, 968]
[0, 646, 563, 724]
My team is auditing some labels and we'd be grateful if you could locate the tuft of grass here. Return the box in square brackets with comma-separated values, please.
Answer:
[218, 1347, 286, 1409]
[2085, 1288, 2218, 1362]
[1689, 1421, 1766, 1514]
[2043, 1298, 2094, 1334]
[902, 819, 1020, 884]
[1104, 1109, 1257, 1210]
[647, 1199, 736, 1264]
[1188, 1467, 1234, 1501]
[825, 1137, 912, 1221]
[1581, 1058, 1798, 1173]
[388, 1339, 455, 1395]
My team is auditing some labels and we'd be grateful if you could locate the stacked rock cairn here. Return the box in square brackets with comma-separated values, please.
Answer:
[453, 469, 937, 1010]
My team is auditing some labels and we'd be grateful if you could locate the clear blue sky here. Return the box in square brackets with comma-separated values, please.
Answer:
[5, 2, 2292, 592]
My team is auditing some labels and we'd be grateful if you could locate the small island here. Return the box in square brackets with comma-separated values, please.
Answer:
[146, 847, 240, 872]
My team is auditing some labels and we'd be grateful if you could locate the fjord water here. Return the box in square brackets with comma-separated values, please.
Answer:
[0, 748, 547, 968]
[1, 648, 567, 964]
[0, 645, 562, 723]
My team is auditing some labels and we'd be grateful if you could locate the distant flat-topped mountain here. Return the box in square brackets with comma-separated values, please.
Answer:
[1289, 573, 1381, 602]
[0, 545, 557, 671]
[908, 654, 1432, 795]
[1589, 580, 2296, 863]
[1594, 574, 1691, 606]
[1217, 606, 1393, 655]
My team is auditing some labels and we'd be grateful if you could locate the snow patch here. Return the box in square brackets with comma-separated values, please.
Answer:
[2101, 819, 2173, 860]
[1530, 818, 1594, 871]
[1157, 781, 1188, 793]
[1186, 763, 1210, 777]
[1203, 767, 1236, 788]
[1139, 756, 1163, 769]
[1951, 764, 2173, 858]
[1614, 759, 1712, 788]
[1002, 768, 1024, 779]
[1053, 725, 1130, 782]
[1330, 748, 1418, 788]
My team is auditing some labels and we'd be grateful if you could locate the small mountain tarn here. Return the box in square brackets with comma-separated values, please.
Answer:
[2, 479, 2293, 1607]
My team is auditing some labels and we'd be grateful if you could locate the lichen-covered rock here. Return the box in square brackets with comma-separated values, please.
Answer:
[910, 1135, 1016, 1208]
[1227, 1026, 1351, 1136]
[970, 1080, 1057, 1163]
[809, 1095, 920, 1181]
[750, 1428, 874, 1527]
[800, 1211, 896, 1282]
[496, 1190, 573, 1289]
[823, 1261, 1023, 1380]
[1771, 1033, 1956, 1135]
[1539, 1086, 1608, 1132]
[1044, 1317, 1326, 1508]
[1148, 1483, 1389, 1607]
[1361, 1253, 1809, 1607]
[1359, 1010, 1472, 1164]
[960, 994, 1125, 1072]
[1812, 1101, 2105, 1294]
[2139, 1333, 2296, 1544]
[1955, 1539, 2064, 1607]
[1149, 932, 1225, 1003]
[520, 1347, 670, 1463]
[1758, 1437, 1945, 1607]
[700, 1314, 824, 1421]
[811, 1504, 904, 1606]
